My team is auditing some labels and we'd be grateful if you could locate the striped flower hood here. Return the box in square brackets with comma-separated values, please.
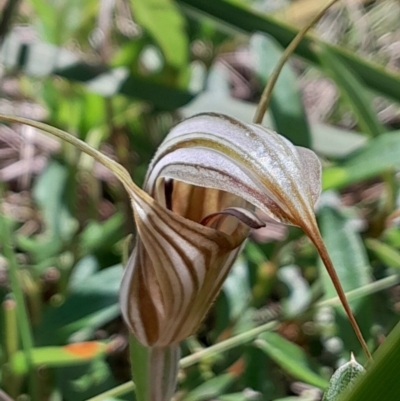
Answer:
[120, 113, 322, 347]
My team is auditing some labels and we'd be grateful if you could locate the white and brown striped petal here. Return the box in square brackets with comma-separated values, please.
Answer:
[120, 113, 322, 347]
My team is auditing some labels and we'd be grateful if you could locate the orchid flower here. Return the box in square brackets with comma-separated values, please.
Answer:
[120, 112, 321, 346]
[0, 112, 370, 401]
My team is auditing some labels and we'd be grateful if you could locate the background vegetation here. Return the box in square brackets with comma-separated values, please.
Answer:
[1, 0, 400, 400]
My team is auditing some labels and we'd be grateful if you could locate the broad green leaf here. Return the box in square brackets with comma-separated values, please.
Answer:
[9, 342, 107, 375]
[251, 33, 311, 147]
[63, 305, 121, 343]
[323, 131, 400, 190]
[255, 332, 328, 389]
[177, 0, 400, 103]
[35, 265, 122, 345]
[130, 0, 188, 69]
[311, 123, 366, 159]
[218, 392, 265, 401]
[322, 355, 365, 401]
[33, 160, 77, 241]
[317, 45, 385, 138]
[341, 320, 400, 401]
[183, 373, 235, 401]
[78, 212, 124, 256]
[19, 160, 77, 261]
[68, 256, 99, 291]
[366, 239, 400, 270]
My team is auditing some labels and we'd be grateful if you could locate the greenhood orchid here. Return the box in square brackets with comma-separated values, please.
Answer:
[120, 112, 323, 347]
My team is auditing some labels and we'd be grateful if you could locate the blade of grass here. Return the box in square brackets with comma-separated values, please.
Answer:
[253, 0, 339, 124]
[251, 33, 311, 147]
[316, 44, 385, 137]
[322, 131, 400, 190]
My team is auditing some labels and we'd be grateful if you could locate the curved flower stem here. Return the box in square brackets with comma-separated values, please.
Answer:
[306, 223, 372, 360]
[253, 0, 340, 124]
[0, 114, 147, 204]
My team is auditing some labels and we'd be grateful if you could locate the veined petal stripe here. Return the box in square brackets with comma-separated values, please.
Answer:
[135, 206, 191, 325]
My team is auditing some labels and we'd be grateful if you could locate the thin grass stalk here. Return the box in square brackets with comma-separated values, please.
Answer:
[3, 299, 18, 362]
[0, 214, 38, 400]
[253, 0, 340, 124]
[2, 299, 21, 397]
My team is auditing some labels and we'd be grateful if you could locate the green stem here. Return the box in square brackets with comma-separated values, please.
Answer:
[129, 335, 180, 401]
[3, 299, 18, 362]
[2, 299, 21, 397]
[86, 273, 400, 401]
[253, 0, 340, 124]
[0, 215, 38, 400]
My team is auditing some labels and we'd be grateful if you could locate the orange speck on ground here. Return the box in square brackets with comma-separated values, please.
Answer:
[64, 342, 102, 358]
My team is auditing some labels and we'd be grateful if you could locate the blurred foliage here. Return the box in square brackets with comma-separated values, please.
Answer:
[0, 0, 400, 400]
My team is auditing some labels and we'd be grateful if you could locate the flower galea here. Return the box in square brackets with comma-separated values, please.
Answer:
[120, 112, 323, 347]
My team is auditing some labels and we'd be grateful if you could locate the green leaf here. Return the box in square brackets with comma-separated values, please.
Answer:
[250, 33, 311, 147]
[9, 342, 108, 375]
[35, 265, 122, 345]
[33, 160, 77, 241]
[255, 332, 328, 389]
[183, 373, 235, 401]
[323, 131, 400, 190]
[366, 239, 400, 270]
[218, 391, 263, 401]
[19, 160, 78, 261]
[78, 212, 124, 256]
[130, 0, 188, 69]
[341, 320, 400, 401]
[177, 0, 400, 103]
[322, 355, 365, 401]
[317, 45, 385, 138]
